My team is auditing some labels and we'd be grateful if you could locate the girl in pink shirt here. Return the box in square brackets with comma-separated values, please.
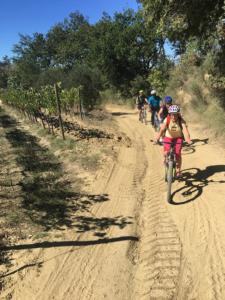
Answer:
[155, 105, 191, 177]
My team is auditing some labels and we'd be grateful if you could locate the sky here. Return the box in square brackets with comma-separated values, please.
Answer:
[0, 0, 140, 60]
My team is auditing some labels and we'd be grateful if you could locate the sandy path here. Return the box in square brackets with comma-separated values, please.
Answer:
[1, 106, 225, 300]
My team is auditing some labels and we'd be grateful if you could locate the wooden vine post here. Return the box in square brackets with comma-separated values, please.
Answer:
[54, 83, 65, 140]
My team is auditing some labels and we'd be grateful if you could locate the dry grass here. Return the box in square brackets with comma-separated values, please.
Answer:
[166, 64, 225, 146]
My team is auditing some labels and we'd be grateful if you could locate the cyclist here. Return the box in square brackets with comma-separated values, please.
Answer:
[136, 90, 148, 121]
[157, 95, 173, 141]
[148, 90, 162, 126]
[155, 104, 191, 177]
[158, 96, 173, 123]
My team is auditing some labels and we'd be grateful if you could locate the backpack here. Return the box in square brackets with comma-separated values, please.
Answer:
[137, 95, 145, 106]
[161, 105, 168, 120]
[149, 95, 161, 110]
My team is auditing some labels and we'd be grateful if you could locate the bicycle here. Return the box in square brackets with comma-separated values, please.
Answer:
[163, 140, 179, 203]
[140, 106, 147, 125]
[150, 139, 177, 202]
[153, 113, 160, 132]
[151, 139, 192, 203]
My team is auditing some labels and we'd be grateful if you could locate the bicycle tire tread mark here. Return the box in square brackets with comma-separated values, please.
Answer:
[133, 141, 194, 300]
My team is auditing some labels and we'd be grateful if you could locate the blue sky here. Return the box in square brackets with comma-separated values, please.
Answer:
[0, 0, 139, 60]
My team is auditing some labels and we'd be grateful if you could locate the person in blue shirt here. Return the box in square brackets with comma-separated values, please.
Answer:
[148, 90, 162, 126]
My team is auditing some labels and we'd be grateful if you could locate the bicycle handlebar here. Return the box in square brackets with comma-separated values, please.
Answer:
[163, 141, 182, 145]
[150, 139, 192, 146]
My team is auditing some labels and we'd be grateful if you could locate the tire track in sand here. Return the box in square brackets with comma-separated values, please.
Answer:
[114, 113, 193, 300]
[13, 111, 150, 300]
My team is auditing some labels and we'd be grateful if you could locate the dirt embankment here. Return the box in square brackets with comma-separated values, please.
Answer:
[1, 105, 225, 300]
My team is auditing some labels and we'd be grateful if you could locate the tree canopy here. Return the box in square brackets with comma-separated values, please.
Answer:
[139, 0, 225, 53]
[7, 9, 168, 95]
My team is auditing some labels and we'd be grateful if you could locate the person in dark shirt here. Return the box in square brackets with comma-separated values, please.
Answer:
[158, 96, 173, 122]
[136, 90, 148, 121]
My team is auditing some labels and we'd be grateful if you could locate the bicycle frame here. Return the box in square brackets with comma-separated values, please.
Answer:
[140, 106, 147, 124]
[166, 142, 176, 169]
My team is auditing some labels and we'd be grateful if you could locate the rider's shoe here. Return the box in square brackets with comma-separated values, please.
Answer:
[158, 137, 163, 145]
[175, 171, 182, 179]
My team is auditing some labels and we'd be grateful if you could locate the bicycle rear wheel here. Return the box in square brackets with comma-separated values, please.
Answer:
[166, 161, 174, 203]
[143, 110, 147, 125]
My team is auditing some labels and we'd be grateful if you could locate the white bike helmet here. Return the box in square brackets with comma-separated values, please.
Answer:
[168, 104, 180, 114]
[151, 90, 156, 95]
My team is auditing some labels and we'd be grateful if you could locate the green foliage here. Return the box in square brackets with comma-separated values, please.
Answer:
[139, 0, 224, 53]
[0, 83, 83, 116]
[0, 56, 11, 88]
[10, 9, 166, 96]
[36, 68, 66, 88]
[60, 87, 80, 111]
[90, 9, 160, 92]
[148, 69, 166, 95]
[100, 88, 122, 103]
[66, 65, 102, 109]
[130, 75, 150, 96]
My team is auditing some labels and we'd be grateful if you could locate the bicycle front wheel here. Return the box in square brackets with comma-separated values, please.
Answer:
[140, 111, 144, 123]
[166, 161, 174, 203]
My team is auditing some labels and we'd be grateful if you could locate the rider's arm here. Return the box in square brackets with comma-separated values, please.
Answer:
[155, 122, 166, 142]
[157, 106, 163, 118]
[182, 122, 191, 144]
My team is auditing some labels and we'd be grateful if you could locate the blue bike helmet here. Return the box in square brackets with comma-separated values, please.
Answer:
[164, 96, 173, 104]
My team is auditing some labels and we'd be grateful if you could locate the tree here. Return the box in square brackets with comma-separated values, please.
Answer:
[46, 11, 91, 69]
[139, 0, 224, 53]
[89, 9, 162, 93]
[12, 33, 50, 87]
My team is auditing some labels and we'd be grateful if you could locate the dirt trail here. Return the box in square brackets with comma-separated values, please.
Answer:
[1, 106, 225, 300]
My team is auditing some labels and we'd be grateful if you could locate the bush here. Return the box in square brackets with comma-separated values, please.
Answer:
[100, 88, 135, 107]
[130, 75, 150, 97]
[66, 65, 102, 110]
[147, 69, 167, 95]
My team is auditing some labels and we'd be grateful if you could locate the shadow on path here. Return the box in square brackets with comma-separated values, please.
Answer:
[111, 112, 136, 116]
[182, 138, 209, 156]
[170, 165, 225, 205]
[0, 235, 138, 278]
[0, 111, 134, 235]
[0, 235, 139, 252]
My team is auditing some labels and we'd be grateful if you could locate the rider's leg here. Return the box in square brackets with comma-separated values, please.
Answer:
[151, 110, 155, 125]
[163, 137, 171, 164]
[138, 107, 141, 120]
[176, 156, 182, 175]
[175, 138, 183, 175]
